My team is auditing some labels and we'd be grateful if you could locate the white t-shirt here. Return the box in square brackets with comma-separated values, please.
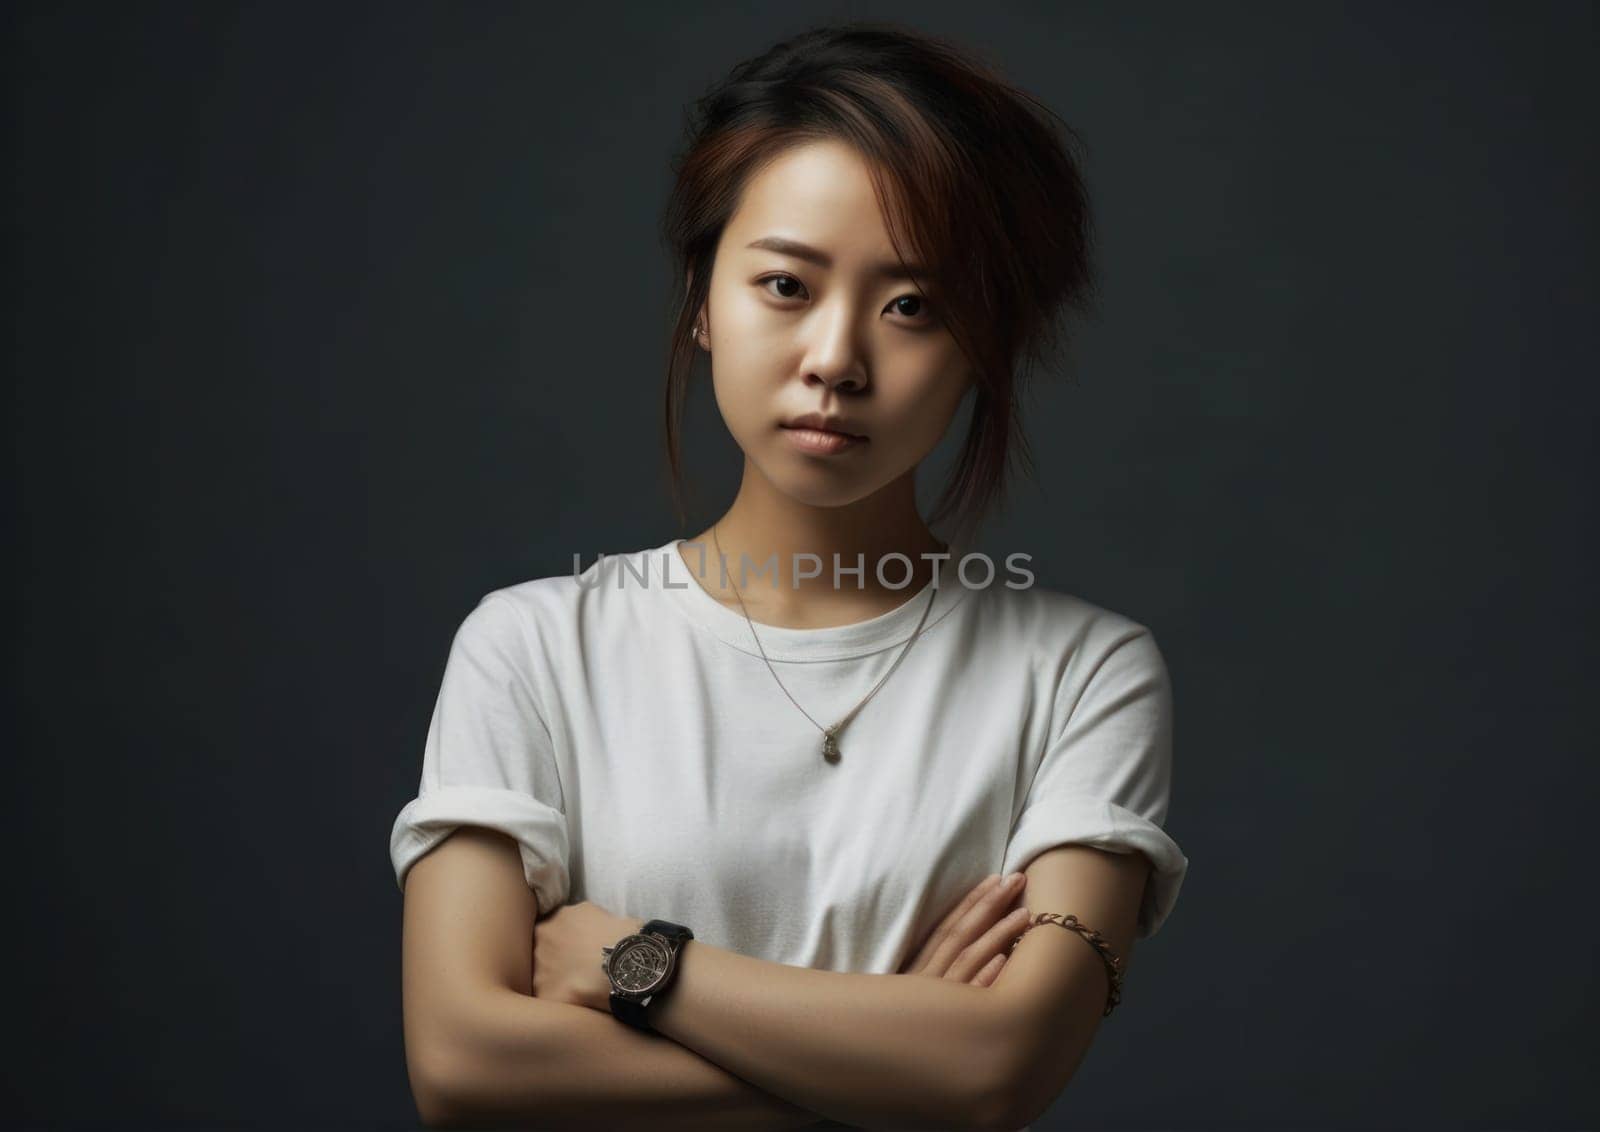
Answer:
[389, 536, 1188, 975]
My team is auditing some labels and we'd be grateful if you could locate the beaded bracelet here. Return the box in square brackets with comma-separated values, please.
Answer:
[1007, 912, 1125, 1017]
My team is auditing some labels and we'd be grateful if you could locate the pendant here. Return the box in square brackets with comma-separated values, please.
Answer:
[822, 727, 841, 763]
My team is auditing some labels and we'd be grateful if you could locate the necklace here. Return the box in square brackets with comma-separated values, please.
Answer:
[709, 524, 941, 763]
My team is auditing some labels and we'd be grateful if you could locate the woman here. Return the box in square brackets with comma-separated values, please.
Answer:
[390, 21, 1189, 1131]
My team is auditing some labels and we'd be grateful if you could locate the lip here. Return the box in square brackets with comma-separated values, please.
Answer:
[781, 426, 866, 456]
[781, 412, 868, 441]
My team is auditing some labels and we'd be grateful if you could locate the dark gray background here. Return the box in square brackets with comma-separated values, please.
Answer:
[12, 2, 1596, 1128]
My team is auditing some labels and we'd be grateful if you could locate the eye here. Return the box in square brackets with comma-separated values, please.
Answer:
[758, 273, 808, 301]
[755, 274, 939, 328]
[887, 292, 938, 325]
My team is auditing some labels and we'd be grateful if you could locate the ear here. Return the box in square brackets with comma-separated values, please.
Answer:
[684, 269, 710, 351]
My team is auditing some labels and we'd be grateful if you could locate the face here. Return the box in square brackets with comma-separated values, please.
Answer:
[697, 139, 973, 510]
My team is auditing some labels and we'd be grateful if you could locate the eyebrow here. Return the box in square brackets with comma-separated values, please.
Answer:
[745, 236, 929, 281]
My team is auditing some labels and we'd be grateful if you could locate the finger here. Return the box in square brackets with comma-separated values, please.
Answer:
[971, 951, 1007, 987]
[946, 904, 1033, 984]
[948, 905, 1032, 984]
[958, 872, 1005, 913]
[927, 874, 1025, 975]
[925, 880, 1011, 974]
[905, 873, 1001, 974]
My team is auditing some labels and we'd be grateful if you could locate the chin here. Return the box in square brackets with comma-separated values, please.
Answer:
[754, 456, 876, 508]
[783, 485, 869, 509]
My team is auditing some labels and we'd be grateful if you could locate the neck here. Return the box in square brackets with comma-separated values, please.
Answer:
[682, 460, 951, 622]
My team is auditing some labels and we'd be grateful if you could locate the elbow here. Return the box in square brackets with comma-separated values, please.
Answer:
[967, 1045, 1045, 1132]
[405, 987, 553, 1127]
[965, 1000, 1089, 1131]
[413, 1089, 455, 1130]
[972, 1057, 1077, 1132]
[969, 1078, 1025, 1132]
[408, 1013, 503, 1130]
[403, 986, 505, 1127]
[408, 1043, 470, 1129]
[970, 1084, 1040, 1132]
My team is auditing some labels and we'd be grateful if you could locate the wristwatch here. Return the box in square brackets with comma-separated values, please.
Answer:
[601, 918, 695, 1031]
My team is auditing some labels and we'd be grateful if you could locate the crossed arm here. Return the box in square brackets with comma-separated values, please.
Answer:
[640, 931, 1013, 1130]
[401, 826, 1147, 1130]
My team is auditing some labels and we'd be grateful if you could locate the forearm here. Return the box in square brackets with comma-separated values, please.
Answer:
[428, 986, 825, 1130]
[647, 941, 1008, 1131]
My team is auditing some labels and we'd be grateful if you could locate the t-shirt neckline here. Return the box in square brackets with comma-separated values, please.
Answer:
[651, 536, 973, 662]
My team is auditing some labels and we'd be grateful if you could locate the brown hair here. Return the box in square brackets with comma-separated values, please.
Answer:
[660, 20, 1099, 548]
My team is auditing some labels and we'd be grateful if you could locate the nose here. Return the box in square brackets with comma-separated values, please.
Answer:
[800, 307, 869, 394]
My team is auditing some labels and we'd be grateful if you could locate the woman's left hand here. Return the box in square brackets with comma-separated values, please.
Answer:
[532, 900, 644, 1011]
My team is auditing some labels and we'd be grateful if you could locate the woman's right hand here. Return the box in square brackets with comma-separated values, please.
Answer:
[898, 872, 1030, 987]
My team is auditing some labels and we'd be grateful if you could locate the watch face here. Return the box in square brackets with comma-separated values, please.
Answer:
[609, 935, 669, 994]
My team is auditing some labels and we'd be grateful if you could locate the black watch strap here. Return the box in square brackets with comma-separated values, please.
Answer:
[610, 993, 652, 1030]
[642, 919, 694, 945]
[610, 920, 694, 1031]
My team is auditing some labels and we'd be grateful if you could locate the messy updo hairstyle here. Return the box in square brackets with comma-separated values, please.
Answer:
[661, 21, 1099, 549]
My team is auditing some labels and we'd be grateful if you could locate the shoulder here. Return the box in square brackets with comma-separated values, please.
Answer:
[971, 572, 1163, 678]
[461, 542, 668, 646]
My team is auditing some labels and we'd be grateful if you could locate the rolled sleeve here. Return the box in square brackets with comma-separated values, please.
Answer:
[389, 593, 571, 914]
[1001, 625, 1188, 939]
[390, 785, 570, 914]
